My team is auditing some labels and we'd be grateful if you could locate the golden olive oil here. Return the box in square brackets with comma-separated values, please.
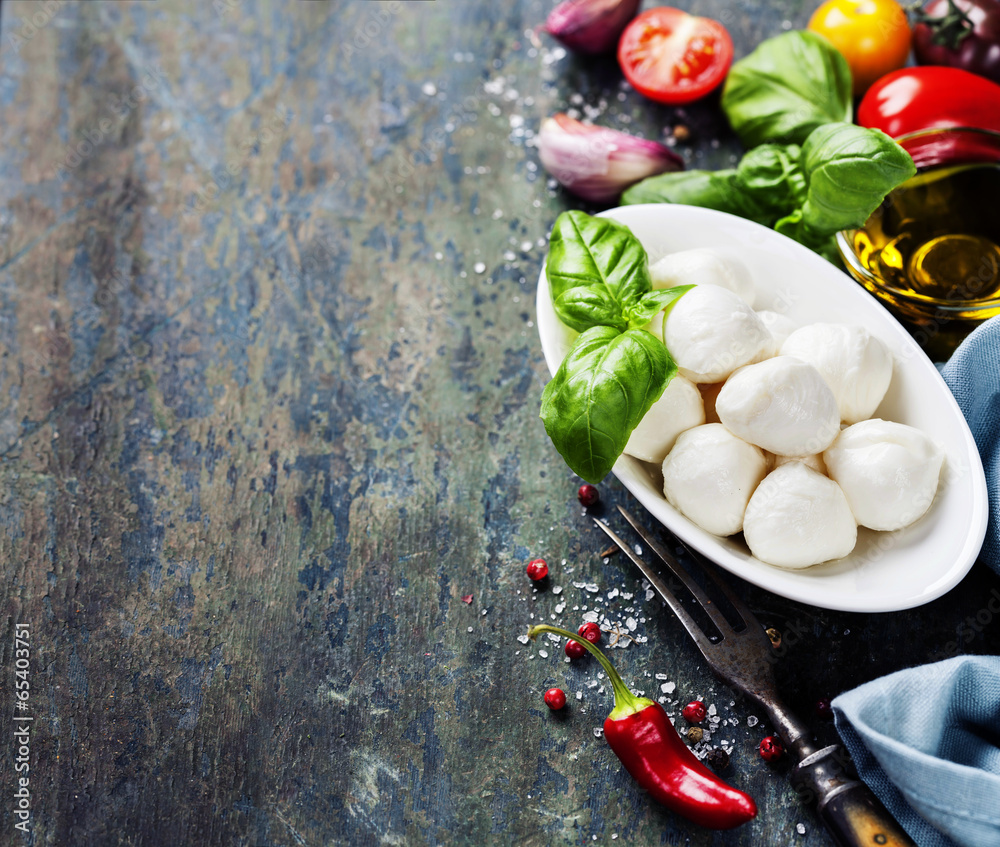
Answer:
[851, 163, 1000, 318]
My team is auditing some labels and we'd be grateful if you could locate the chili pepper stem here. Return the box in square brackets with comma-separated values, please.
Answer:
[527, 624, 654, 719]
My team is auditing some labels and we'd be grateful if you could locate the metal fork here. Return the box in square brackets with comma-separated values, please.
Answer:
[595, 505, 916, 847]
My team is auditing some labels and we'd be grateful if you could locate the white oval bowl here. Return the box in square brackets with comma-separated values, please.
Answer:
[536, 204, 988, 612]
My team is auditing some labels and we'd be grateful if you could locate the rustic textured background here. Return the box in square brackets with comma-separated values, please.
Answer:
[1, 1, 998, 844]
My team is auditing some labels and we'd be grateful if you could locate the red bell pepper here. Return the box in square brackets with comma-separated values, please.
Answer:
[527, 625, 757, 830]
[858, 66, 1000, 167]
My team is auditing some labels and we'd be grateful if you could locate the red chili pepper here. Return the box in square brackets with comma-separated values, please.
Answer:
[527, 624, 757, 830]
[858, 66, 1000, 167]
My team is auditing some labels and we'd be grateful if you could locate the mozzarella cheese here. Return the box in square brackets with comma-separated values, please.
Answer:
[715, 356, 841, 456]
[649, 248, 757, 307]
[823, 419, 945, 531]
[661, 424, 768, 537]
[781, 324, 893, 424]
[663, 285, 773, 383]
[756, 310, 797, 349]
[624, 375, 705, 464]
[743, 462, 858, 568]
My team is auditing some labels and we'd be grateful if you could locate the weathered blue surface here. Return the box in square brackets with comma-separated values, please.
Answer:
[1, 1, 999, 845]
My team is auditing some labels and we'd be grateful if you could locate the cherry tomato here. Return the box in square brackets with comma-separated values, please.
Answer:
[858, 66, 1000, 166]
[859, 65, 1000, 136]
[913, 0, 1000, 84]
[808, 0, 912, 95]
[617, 7, 734, 105]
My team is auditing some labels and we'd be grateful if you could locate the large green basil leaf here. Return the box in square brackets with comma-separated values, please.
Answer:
[540, 326, 675, 483]
[622, 169, 778, 226]
[546, 211, 651, 333]
[721, 31, 852, 148]
[775, 123, 915, 247]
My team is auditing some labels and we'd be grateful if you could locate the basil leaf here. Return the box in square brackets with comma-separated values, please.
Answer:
[733, 144, 806, 220]
[774, 123, 916, 246]
[622, 169, 778, 226]
[623, 170, 735, 209]
[546, 210, 652, 333]
[551, 286, 632, 333]
[626, 285, 694, 328]
[540, 326, 675, 483]
[721, 31, 852, 148]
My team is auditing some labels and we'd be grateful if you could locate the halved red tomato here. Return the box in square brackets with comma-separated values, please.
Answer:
[617, 7, 734, 105]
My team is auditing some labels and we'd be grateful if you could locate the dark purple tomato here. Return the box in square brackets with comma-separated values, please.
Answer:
[913, 0, 1000, 84]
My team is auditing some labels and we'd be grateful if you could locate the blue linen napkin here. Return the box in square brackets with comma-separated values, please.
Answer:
[941, 316, 1000, 574]
[832, 656, 1000, 847]
[832, 319, 1000, 847]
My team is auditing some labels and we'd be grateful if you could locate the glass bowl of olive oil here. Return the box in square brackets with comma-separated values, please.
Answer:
[837, 127, 1000, 358]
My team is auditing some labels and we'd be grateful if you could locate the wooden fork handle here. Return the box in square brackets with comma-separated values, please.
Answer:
[818, 782, 916, 847]
[792, 744, 916, 847]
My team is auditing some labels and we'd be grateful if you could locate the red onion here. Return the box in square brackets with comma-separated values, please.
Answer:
[543, 0, 642, 55]
[538, 113, 684, 203]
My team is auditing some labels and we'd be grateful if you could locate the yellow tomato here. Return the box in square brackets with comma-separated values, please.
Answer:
[808, 0, 912, 95]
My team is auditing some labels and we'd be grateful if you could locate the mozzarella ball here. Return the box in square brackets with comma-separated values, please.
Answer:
[823, 419, 945, 531]
[780, 324, 893, 424]
[661, 424, 768, 536]
[743, 462, 857, 568]
[664, 285, 773, 383]
[650, 248, 756, 307]
[756, 310, 797, 349]
[716, 356, 841, 456]
[624, 376, 705, 464]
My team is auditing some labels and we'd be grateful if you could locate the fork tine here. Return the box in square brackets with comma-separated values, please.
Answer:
[673, 538, 760, 633]
[592, 519, 717, 656]
[617, 507, 738, 637]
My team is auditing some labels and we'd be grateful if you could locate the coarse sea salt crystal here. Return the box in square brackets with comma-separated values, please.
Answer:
[517, 634, 530, 644]
[539, 650, 548, 658]
[747, 715, 759, 727]
[661, 681, 676, 694]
